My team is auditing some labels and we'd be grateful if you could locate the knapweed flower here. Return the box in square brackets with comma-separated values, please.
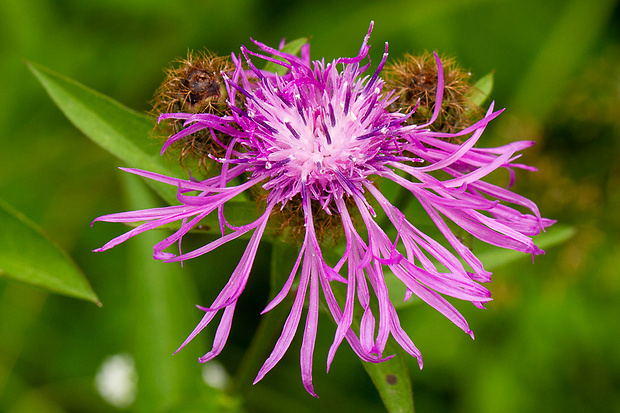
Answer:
[94, 23, 554, 395]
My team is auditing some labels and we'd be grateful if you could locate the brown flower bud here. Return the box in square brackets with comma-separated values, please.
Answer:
[152, 51, 234, 172]
[384, 52, 482, 135]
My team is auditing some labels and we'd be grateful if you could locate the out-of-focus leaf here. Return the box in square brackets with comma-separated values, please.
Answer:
[123, 174, 241, 412]
[325, 253, 415, 413]
[28, 62, 260, 234]
[467, 71, 494, 108]
[479, 225, 575, 270]
[262, 37, 309, 75]
[27, 61, 183, 205]
[509, 0, 617, 120]
[2, 375, 69, 413]
[0, 198, 99, 304]
[361, 339, 415, 413]
[385, 269, 422, 310]
[0, 283, 48, 402]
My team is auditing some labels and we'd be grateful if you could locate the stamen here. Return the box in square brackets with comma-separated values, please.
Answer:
[364, 42, 389, 93]
[226, 78, 253, 99]
[278, 92, 293, 108]
[295, 94, 307, 125]
[360, 94, 378, 123]
[255, 118, 278, 134]
[344, 88, 352, 115]
[328, 102, 336, 127]
[285, 121, 301, 140]
[356, 128, 382, 140]
[322, 121, 332, 144]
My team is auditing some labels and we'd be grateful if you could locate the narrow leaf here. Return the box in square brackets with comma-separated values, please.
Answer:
[123, 174, 241, 412]
[27, 61, 183, 206]
[467, 71, 494, 108]
[0, 198, 99, 304]
[478, 225, 575, 270]
[262, 37, 310, 75]
[28, 62, 260, 233]
[361, 339, 415, 413]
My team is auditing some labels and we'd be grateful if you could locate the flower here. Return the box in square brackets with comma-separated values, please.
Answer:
[94, 22, 554, 395]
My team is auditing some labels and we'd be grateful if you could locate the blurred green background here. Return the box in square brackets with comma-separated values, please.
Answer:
[1, 0, 619, 412]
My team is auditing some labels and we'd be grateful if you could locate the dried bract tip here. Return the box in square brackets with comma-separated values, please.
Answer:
[384, 51, 482, 134]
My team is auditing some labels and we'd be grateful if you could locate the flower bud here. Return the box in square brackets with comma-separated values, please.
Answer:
[152, 51, 233, 171]
[384, 52, 482, 134]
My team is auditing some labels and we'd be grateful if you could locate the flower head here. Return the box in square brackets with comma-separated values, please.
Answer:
[94, 22, 554, 395]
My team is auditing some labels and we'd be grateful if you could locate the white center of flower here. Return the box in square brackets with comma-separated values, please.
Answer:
[262, 96, 377, 185]
[239, 58, 396, 201]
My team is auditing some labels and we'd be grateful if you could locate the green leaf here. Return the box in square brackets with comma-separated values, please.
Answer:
[123, 174, 241, 412]
[27, 61, 184, 206]
[385, 269, 422, 310]
[0, 198, 99, 304]
[467, 71, 494, 107]
[508, 0, 617, 120]
[361, 339, 415, 413]
[324, 250, 416, 413]
[28, 61, 260, 234]
[262, 37, 310, 75]
[478, 225, 575, 270]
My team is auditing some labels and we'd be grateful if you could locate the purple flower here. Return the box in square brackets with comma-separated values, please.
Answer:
[94, 23, 554, 395]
